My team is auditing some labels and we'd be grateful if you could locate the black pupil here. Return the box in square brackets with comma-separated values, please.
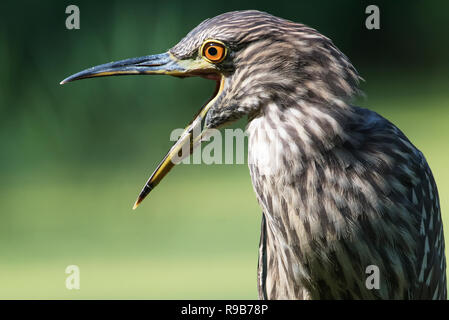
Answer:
[208, 47, 218, 56]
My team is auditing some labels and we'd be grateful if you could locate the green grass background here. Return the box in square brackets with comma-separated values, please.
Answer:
[0, 1, 448, 299]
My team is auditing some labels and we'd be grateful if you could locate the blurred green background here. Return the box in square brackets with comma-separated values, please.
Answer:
[0, 0, 448, 299]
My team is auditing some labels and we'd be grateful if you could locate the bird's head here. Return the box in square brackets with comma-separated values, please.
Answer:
[61, 10, 360, 208]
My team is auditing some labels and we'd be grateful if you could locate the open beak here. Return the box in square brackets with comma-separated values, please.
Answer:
[61, 52, 224, 209]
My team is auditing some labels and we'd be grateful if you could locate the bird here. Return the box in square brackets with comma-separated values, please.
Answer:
[61, 10, 446, 299]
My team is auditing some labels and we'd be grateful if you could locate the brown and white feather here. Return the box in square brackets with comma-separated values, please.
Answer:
[170, 10, 446, 299]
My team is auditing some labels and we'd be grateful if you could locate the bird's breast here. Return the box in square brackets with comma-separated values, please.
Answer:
[246, 102, 305, 179]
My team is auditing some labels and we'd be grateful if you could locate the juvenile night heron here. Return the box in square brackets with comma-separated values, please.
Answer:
[61, 10, 446, 299]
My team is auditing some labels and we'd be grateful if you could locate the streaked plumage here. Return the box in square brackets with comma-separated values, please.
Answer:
[175, 10, 446, 299]
[62, 10, 446, 299]
[250, 105, 446, 299]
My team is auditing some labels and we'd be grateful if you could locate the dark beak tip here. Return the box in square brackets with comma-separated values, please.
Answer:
[60, 76, 74, 85]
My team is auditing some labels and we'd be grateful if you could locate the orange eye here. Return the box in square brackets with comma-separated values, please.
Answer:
[202, 41, 226, 63]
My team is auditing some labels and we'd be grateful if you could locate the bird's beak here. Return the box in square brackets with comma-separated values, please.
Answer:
[60, 52, 190, 84]
[61, 52, 224, 209]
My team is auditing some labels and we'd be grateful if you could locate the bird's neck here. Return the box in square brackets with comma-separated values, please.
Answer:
[246, 98, 358, 178]
[246, 99, 362, 299]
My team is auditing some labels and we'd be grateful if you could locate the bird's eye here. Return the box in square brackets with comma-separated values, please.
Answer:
[202, 41, 226, 63]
